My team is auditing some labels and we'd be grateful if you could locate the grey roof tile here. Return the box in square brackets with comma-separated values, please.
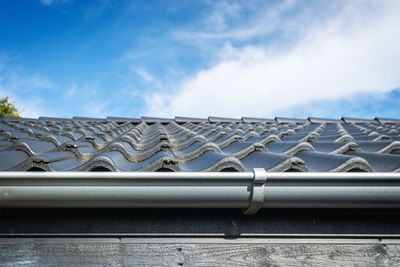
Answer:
[40, 151, 76, 162]
[310, 142, 360, 154]
[295, 151, 372, 172]
[221, 141, 265, 158]
[0, 151, 29, 170]
[174, 141, 221, 160]
[356, 141, 400, 153]
[1, 116, 399, 172]
[240, 151, 306, 172]
[266, 141, 314, 155]
[49, 157, 83, 171]
[345, 151, 400, 172]
[93, 151, 178, 172]
[180, 151, 245, 172]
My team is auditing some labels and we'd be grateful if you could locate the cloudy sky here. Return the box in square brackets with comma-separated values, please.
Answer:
[1, 0, 400, 119]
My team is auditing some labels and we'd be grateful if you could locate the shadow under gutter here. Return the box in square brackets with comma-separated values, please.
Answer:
[1, 170, 400, 214]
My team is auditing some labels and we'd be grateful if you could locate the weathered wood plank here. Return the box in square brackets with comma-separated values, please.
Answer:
[0, 238, 400, 266]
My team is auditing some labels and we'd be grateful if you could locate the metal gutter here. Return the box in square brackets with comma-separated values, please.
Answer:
[1, 170, 400, 213]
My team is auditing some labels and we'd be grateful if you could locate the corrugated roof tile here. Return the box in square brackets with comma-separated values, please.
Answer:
[1, 116, 399, 172]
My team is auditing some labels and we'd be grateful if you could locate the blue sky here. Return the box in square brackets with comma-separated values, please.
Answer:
[0, 0, 400, 119]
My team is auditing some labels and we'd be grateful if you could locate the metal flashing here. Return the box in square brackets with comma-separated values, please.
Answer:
[375, 117, 400, 124]
[3, 117, 36, 122]
[39, 117, 71, 121]
[275, 117, 307, 123]
[208, 116, 242, 123]
[308, 117, 342, 123]
[174, 116, 208, 123]
[341, 117, 378, 123]
[141, 116, 174, 123]
[106, 117, 141, 123]
[72, 116, 107, 122]
[241, 117, 275, 123]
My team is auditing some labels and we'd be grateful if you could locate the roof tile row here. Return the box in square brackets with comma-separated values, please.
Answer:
[1, 117, 399, 172]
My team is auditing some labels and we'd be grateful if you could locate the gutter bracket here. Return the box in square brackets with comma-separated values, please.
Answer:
[243, 168, 266, 215]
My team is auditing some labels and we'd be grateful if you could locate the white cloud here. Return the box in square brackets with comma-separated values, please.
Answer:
[82, 101, 110, 118]
[13, 72, 54, 91]
[38, 0, 71, 6]
[0, 55, 54, 118]
[120, 86, 140, 98]
[0, 88, 47, 118]
[66, 83, 77, 97]
[0, 57, 54, 92]
[175, 0, 297, 42]
[203, 1, 242, 32]
[132, 67, 154, 83]
[145, 0, 400, 118]
[39, 0, 54, 5]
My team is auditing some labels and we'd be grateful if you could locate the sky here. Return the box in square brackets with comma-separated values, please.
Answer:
[0, 0, 400, 119]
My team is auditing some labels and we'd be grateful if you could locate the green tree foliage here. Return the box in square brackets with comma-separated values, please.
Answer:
[0, 97, 20, 118]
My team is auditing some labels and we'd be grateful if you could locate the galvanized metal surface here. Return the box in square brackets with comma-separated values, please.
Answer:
[1, 172, 400, 209]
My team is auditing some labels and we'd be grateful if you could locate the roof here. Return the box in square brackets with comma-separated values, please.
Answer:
[0, 116, 400, 172]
